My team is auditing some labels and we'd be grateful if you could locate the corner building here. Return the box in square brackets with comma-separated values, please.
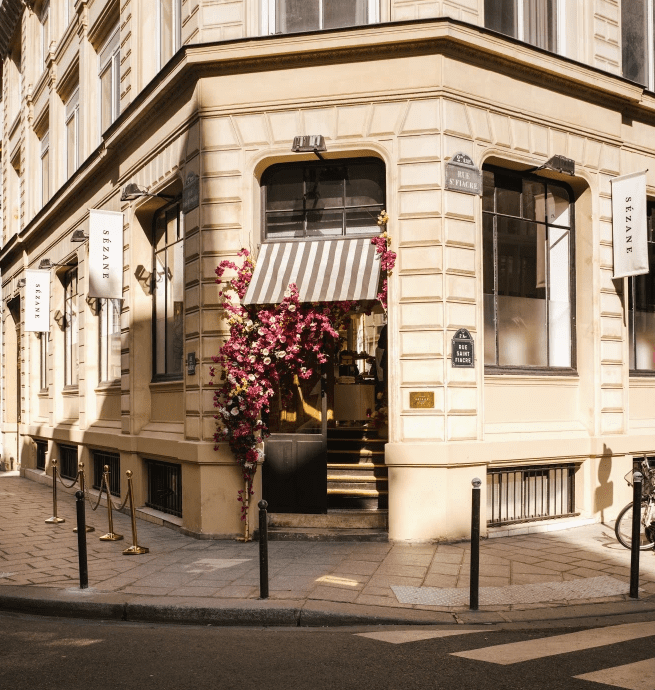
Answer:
[0, 0, 652, 541]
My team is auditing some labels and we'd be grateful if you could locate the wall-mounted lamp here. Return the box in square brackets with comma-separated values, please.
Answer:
[17, 278, 26, 288]
[38, 259, 74, 270]
[71, 230, 89, 243]
[54, 310, 65, 328]
[292, 135, 327, 160]
[120, 183, 175, 202]
[531, 155, 575, 176]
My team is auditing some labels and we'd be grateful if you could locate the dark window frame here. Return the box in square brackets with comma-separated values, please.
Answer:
[484, 0, 558, 53]
[629, 201, 655, 375]
[92, 449, 121, 497]
[59, 444, 78, 481]
[146, 458, 182, 517]
[151, 199, 184, 381]
[35, 440, 47, 471]
[261, 157, 386, 243]
[483, 165, 577, 374]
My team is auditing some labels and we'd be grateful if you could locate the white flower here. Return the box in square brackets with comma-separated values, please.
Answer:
[288, 304, 296, 312]
[246, 320, 253, 328]
[230, 408, 239, 416]
[284, 287, 292, 298]
[261, 348, 269, 356]
[263, 357, 271, 365]
[276, 350, 286, 359]
[248, 374, 256, 381]
[249, 355, 256, 363]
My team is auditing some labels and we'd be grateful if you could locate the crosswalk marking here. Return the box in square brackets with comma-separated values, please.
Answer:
[357, 629, 487, 644]
[451, 621, 655, 665]
[575, 658, 655, 690]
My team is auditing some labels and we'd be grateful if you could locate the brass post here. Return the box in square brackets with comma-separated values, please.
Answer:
[243, 477, 250, 542]
[99, 464, 123, 541]
[123, 470, 148, 555]
[45, 459, 65, 524]
[73, 463, 95, 533]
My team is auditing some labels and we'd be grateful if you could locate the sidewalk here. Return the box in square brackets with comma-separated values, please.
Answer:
[2, 473, 655, 627]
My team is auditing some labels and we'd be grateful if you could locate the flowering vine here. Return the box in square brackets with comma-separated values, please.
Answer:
[211, 211, 396, 529]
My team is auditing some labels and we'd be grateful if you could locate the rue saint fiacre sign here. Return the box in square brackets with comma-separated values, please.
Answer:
[452, 328, 475, 368]
[445, 152, 482, 196]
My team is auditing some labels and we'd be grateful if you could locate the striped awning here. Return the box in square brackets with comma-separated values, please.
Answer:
[243, 238, 381, 305]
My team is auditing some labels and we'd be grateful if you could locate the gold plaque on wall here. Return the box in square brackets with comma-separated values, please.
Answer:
[409, 392, 434, 409]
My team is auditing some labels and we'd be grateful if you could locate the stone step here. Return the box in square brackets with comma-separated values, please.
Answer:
[265, 527, 388, 542]
[327, 448, 385, 459]
[327, 465, 387, 479]
[327, 487, 387, 497]
[268, 510, 387, 529]
[327, 495, 388, 510]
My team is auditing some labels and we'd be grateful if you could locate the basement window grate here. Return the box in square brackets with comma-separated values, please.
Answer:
[487, 464, 577, 527]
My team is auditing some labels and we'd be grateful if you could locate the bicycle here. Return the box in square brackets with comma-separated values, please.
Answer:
[614, 457, 655, 550]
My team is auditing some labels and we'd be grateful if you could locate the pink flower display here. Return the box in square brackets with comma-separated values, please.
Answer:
[212, 213, 396, 524]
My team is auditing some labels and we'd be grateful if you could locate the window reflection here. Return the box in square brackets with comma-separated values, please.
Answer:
[483, 167, 573, 369]
[263, 158, 385, 240]
[152, 201, 184, 378]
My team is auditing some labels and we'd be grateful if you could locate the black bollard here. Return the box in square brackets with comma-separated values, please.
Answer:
[470, 478, 482, 610]
[75, 491, 89, 589]
[259, 500, 269, 599]
[630, 472, 643, 599]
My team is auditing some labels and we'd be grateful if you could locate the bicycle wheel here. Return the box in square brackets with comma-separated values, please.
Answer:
[615, 500, 655, 550]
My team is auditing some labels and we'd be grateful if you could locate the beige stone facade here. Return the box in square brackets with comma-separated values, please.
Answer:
[1, 0, 655, 541]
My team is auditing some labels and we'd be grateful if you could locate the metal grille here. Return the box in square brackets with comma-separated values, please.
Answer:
[35, 440, 47, 471]
[487, 464, 577, 527]
[146, 459, 182, 517]
[92, 450, 121, 497]
[59, 444, 78, 481]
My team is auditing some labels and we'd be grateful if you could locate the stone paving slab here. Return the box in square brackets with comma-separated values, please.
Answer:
[3, 473, 655, 626]
[391, 576, 634, 607]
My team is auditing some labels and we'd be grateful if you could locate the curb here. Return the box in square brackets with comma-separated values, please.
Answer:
[3, 587, 655, 628]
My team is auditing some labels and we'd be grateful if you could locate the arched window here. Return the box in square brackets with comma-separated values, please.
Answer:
[261, 157, 385, 241]
[483, 165, 575, 370]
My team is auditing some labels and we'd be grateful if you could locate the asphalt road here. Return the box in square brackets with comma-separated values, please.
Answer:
[2, 612, 655, 690]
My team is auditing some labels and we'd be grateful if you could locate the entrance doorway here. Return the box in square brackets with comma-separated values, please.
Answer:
[263, 308, 387, 515]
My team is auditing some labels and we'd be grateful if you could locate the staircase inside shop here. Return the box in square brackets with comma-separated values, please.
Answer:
[327, 425, 388, 511]
[267, 425, 388, 541]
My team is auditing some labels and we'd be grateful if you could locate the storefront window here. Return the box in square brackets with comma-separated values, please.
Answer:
[262, 158, 385, 240]
[483, 166, 574, 370]
[152, 201, 184, 379]
[629, 203, 655, 372]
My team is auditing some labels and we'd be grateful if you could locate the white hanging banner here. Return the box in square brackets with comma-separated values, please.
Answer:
[611, 171, 649, 279]
[24, 269, 50, 332]
[89, 209, 124, 299]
